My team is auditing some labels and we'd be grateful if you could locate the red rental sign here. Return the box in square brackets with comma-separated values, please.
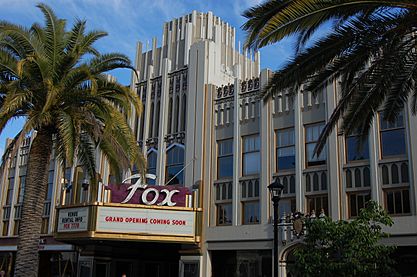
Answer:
[107, 183, 191, 207]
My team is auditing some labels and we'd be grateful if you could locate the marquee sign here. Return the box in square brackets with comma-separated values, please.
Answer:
[96, 206, 195, 236]
[57, 207, 89, 232]
[107, 174, 191, 207]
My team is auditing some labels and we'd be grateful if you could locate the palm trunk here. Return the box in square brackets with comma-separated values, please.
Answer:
[14, 130, 53, 277]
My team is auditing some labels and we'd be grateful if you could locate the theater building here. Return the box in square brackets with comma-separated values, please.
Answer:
[1, 10, 417, 277]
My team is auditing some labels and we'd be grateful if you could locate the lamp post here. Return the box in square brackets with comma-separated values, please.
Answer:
[268, 179, 284, 277]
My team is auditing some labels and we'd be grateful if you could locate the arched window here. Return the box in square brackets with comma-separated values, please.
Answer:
[165, 145, 185, 186]
[363, 167, 371, 187]
[391, 164, 399, 184]
[290, 176, 295, 194]
[321, 172, 327, 190]
[313, 173, 319, 191]
[283, 177, 288, 194]
[147, 150, 158, 185]
[346, 169, 352, 188]
[355, 168, 362, 187]
[401, 163, 409, 183]
[382, 165, 389, 185]
[306, 174, 311, 192]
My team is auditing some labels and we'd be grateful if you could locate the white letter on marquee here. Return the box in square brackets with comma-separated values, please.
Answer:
[141, 188, 160, 205]
[158, 189, 180, 206]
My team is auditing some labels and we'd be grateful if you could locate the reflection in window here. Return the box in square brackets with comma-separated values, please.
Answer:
[217, 139, 233, 179]
[242, 135, 260, 175]
[346, 135, 369, 161]
[305, 123, 326, 166]
[379, 112, 406, 158]
[276, 128, 295, 171]
[165, 145, 185, 186]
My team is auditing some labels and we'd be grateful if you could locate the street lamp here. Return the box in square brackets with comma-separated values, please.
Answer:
[268, 179, 284, 277]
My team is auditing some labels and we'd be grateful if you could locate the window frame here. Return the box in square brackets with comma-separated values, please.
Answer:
[240, 179, 260, 225]
[378, 112, 407, 159]
[214, 181, 233, 226]
[305, 122, 327, 167]
[276, 127, 295, 172]
[242, 134, 261, 176]
[217, 138, 234, 179]
[165, 144, 185, 186]
[345, 134, 370, 163]
[384, 187, 411, 216]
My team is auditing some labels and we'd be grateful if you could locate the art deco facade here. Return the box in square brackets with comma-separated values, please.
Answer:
[0, 10, 417, 277]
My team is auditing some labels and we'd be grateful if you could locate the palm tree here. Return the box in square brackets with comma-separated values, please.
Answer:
[0, 4, 145, 276]
[243, 0, 417, 153]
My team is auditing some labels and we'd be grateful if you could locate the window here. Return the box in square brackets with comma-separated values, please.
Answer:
[379, 113, 406, 158]
[147, 151, 157, 185]
[279, 175, 296, 215]
[19, 147, 29, 166]
[215, 181, 233, 225]
[5, 177, 15, 206]
[17, 176, 26, 204]
[217, 139, 233, 179]
[305, 123, 326, 166]
[306, 195, 328, 215]
[276, 128, 295, 171]
[165, 145, 185, 186]
[242, 135, 260, 176]
[64, 167, 73, 205]
[348, 192, 371, 217]
[280, 198, 296, 215]
[241, 179, 260, 224]
[345, 135, 369, 161]
[385, 188, 410, 215]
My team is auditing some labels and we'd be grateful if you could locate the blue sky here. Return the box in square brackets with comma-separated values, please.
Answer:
[0, 0, 296, 155]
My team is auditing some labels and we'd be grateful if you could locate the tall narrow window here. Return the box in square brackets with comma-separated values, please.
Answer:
[181, 94, 187, 131]
[147, 151, 157, 185]
[149, 103, 154, 137]
[241, 179, 260, 224]
[242, 135, 260, 176]
[276, 128, 295, 171]
[175, 95, 180, 132]
[155, 101, 160, 137]
[305, 123, 326, 166]
[379, 112, 406, 158]
[165, 145, 185, 186]
[167, 98, 173, 134]
[217, 139, 233, 179]
[215, 181, 233, 226]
